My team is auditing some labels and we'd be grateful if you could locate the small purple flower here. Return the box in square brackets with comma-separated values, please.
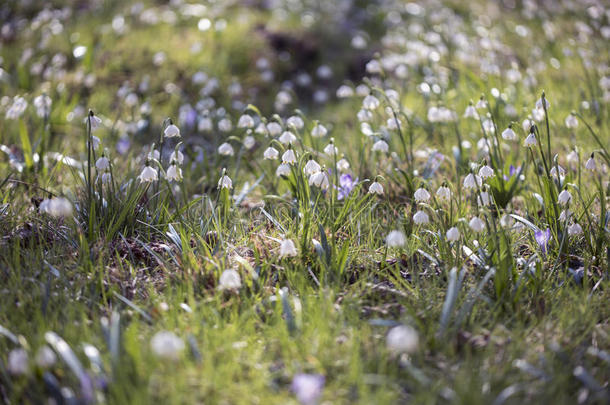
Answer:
[336, 174, 358, 200]
[291, 373, 325, 405]
[116, 136, 131, 155]
[535, 228, 551, 254]
[503, 165, 520, 181]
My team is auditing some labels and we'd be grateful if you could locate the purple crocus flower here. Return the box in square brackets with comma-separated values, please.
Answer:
[535, 228, 551, 254]
[291, 373, 325, 405]
[503, 165, 520, 181]
[336, 174, 358, 200]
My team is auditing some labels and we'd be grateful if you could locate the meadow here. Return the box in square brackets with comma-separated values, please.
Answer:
[0, 0, 608, 403]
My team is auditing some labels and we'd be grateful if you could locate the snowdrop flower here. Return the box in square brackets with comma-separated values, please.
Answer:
[386, 230, 406, 248]
[264, 147, 279, 160]
[413, 210, 429, 225]
[446, 227, 460, 242]
[502, 126, 517, 140]
[475, 98, 487, 109]
[138, 165, 158, 183]
[386, 325, 418, 354]
[218, 269, 241, 290]
[7, 349, 28, 375]
[414, 187, 431, 202]
[478, 163, 494, 179]
[336, 158, 350, 172]
[567, 222, 583, 236]
[218, 118, 232, 132]
[368, 181, 384, 195]
[557, 188, 571, 205]
[282, 149, 297, 165]
[95, 156, 110, 171]
[150, 331, 184, 360]
[357, 109, 373, 122]
[565, 114, 578, 129]
[463, 104, 479, 119]
[218, 142, 234, 156]
[304, 159, 321, 175]
[535, 96, 550, 111]
[362, 94, 380, 110]
[35, 346, 56, 369]
[372, 139, 389, 153]
[309, 171, 329, 190]
[237, 114, 254, 128]
[166, 164, 182, 182]
[267, 122, 282, 136]
[34, 94, 52, 118]
[523, 132, 536, 147]
[86, 112, 103, 132]
[218, 173, 233, 189]
[170, 150, 184, 165]
[291, 373, 325, 405]
[279, 131, 297, 145]
[276, 163, 291, 177]
[532, 107, 545, 122]
[469, 216, 485, 232]
[164, 123, 180, 138]
[311, 123, 327, 138]
[463, 173, 482, 189]
[323, 141, 338, 156]
[279, 239, 298, 258]
[550, 165, 565, 179]
[40, 197, 73, 218]
[287, 115, 304, 130]
[242, 135, 256, 150]
[436, 185, 451, 201]
[585, 153, 596, 171]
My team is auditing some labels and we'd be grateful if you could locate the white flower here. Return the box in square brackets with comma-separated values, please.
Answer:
[304, 159, 321, 175]
[522, 118, 533, 133]
[90, 135, 101, 151]
[477, 190, 491, 206]
[565, 114, 578, 129]
[336, 85, 354, 98]
[482, 119, 495, 134]
[475, 99, 487, 109]
[501, 127, 516, 140]
[138, 166, 158, 182]
[368, 181, 384, 195]
[559, 209, 573, 222]
[446, 227, 460, 241]
[35, 346, 56, 369]
[40, 197, 73, 218]
[463, 105, 479, 119]
[413, 210, 429, 225]
[585, 154, 596, 171]
[532, 108, 545, 122]
[372, 140, 389, 153]
[469, 216, 485, 232]
[101, 172, 111, 184]
[7, 349, 28, 375]
[34, 94, 52, 118]
[170, 150, 184, 165]
[243, 135, 256, 150]
[357, 109, 373, 122]
[148, 150, 160, 161]
[282, 149, 297, 165]
[287, 115, 304, 129]
[218, 269, 241, 290]
[362, 95, 380, 110]
[558, 189, 572, 205]
[386, 325, 418, 354]
[264, 147, 279, 160]
[218, 142, 234, 156]
[463, 173, 482, 189]
[535, 97, 550, 110]
[164, 124, 180, 138]
[218, 118, 232, 132]
[566, 150, 579, 166]
[95, 156, 110, 171]
[309, 171, 329, 190]
[166, 164, 182, 181]
[478, 164, 494, 179]
[550, 165, 565, 178]
[500, 214, 514, 228]
[86, 114, 103, 132]
[276, 163, 291, 177]
[414, 188, 431, 202]
[436, 186, 451, 201]
[567, 222, 583, 236]
[237, 114, 254, 128]
[311, 124, 327, 138]
[523, 133, 536, 147]
[279, 239, 298, 258]
[218, 174, 233, 189]
[366, 59, 382, 74]
[267, 122, 283, 136]
[150, 331, 184, 360]
[386, 230, 406, 248]
[6, 96, 28, 120]
[323, 143, 338, 156]
[279, 131, 297, 145]
[336, 158, 350, 172]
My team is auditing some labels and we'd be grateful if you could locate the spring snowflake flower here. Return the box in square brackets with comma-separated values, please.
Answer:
[413, 210, 429, 225]
[218, 269, 241, 290]
[463, 105, 479, 119]
[463, 173, 482, 189]
[414, 187, 431, 202]
[446, 227, 460, 242]
[362, 94, 380, 110]
[522, 118, 533, 133]
[276, 163, 291, 177]
[282, 149, 297, 165]
[477, 189, 492, 206]
[243, 135, 256, 150]
[469, 216, 485, 232]
[7, 349, 28, 376]
[567, 222, 583, 236]
[323, 142, 338, 156]
[386, 230, 406, 248]
[166, 164, 182, 182]
[482, 119, 495, 134]
[40, 197, 73, 218]
[532, 107, 545, 122]
[95, 156, 110, 171]
[501, 126, 517, 140]
[585, 153, 596, 171]
[357, 109, 373, 122]
[566, 150, 579, 166]
[279, 239, 298, 258]
[475, 98, 487, 109]
[304, 159, 321, 175]
[291, 373, 325, 405]
[218, 118, 232, 132]
[336, 158, 350, 172]
[35, 346, 56, 369]
[218, 142, 234, 156]
[372, 139, 389, 153]
[565, 114, 578, 129]
[279, 131, 297, 145]
[535, 97, 550, 110]
[368, 181, 384, 195]
[549, 165, 565, 179]
[34, 94, 52, 118]
[237, 114, 254, 129]
[559, 209, 573, 222]
[164, 123, 180, 138]
[436, 185, 451, 201]
[170, 150, 184, 165]
[6, 96, 28, 120]
[311, 123, 327, 138]
[85, 112, 103, 132]
[309, 171, 329, 190]
[287, 115, 304, 129]
[523, 132, 536, 147]
[264, 147, 279, 160]
[478, 163, 494, 179]
[150, 331, 184, 360]
[336, 85, 354, 98]
[218, 174, 233, 189]
[557, 188, 572, 205]
[386, 325, 418, 354]
[138, 166, 158, 182]
[267, 122, 282, 136]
